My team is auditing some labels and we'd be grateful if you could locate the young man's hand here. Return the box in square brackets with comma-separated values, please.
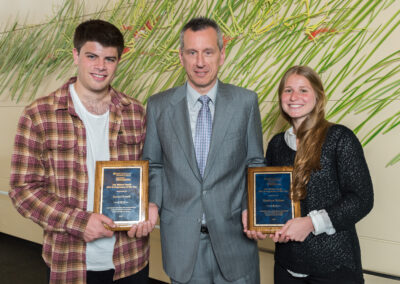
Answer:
[84, 213, 115, 242]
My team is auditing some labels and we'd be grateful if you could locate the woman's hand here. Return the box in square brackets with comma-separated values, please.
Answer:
[269, 216, 314, 243]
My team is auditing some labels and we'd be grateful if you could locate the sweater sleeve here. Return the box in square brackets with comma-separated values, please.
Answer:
[326, 127, 374, 231]
[265, 134, 282, 166]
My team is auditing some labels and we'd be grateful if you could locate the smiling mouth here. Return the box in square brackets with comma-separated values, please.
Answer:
[194, 70, 208, 76]
[91, 73, 107, 80]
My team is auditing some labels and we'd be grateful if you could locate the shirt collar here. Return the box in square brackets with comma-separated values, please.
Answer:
[53, 77, 131, 112]
[186, 81, 218, 107]
[284, 126, 297, 151]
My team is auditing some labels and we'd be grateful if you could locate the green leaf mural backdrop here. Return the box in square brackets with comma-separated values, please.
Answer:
[1, 0, 399, 165]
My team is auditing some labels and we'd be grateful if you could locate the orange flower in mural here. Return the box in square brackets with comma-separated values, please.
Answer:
[145, 20, 153, 30]
[122, 47, 131, 54]
[223, 35, 235, 47]
[122, 24, 133, 31]
[46, 54, 56, 60]
[121, 18, 158, 57]
[133, 21, 153, 38]
[307, 28, 336, 40]
[122, 19, 156, 39]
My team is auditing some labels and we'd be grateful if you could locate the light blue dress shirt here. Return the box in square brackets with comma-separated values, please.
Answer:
[186, 81, 218, 142]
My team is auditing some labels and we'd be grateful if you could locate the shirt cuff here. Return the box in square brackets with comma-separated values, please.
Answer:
[308, 209, 336, 235]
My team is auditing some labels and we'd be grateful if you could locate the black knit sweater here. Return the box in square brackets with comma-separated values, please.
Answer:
[265, 124, 374, 280]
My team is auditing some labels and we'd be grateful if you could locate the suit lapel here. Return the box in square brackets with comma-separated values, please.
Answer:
[168, 85, 202, 181]
[203, 82, 234, 180]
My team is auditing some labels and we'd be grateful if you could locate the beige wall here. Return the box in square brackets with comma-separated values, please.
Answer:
[1, 1, 400, 283]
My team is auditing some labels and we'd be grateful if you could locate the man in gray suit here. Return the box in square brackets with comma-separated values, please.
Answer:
[143, 17, 265, 283]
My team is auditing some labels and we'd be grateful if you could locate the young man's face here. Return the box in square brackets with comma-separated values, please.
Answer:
[179, 27, 225, 95]
[73, 41, 119, 97]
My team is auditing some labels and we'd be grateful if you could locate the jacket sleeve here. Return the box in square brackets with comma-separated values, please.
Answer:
[9, 112, 90, 239]
[326, 127, 374, 231]
[243, 92, 265, 210]
[142, 99, 164, 209]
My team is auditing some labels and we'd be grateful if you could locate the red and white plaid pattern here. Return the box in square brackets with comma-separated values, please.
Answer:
[9, 77, 149, 284]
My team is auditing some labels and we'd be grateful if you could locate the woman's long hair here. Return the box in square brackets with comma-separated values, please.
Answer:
[278, 66, 332, 201]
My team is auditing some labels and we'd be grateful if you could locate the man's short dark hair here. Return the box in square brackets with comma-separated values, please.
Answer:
[180, 17, 223, 51]
[73, 19, 124, 58]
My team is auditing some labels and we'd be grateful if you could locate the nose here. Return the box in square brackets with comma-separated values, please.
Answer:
[95, 59, 106, 70]
[289, 91, 299, 101]
[196, 53, 205, 67]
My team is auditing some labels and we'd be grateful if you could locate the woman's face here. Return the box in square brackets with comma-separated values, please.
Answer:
[281, 74, 317, 130]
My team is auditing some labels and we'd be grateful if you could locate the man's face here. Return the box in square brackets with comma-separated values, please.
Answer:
[73, 41, 119, 96]
[179, 27, 225, 94]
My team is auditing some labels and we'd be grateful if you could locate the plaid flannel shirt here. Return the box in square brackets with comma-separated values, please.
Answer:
[9, 77, 149, 283]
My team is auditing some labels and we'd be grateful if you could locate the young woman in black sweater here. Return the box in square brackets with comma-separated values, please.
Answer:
[266, 66, 374, 283]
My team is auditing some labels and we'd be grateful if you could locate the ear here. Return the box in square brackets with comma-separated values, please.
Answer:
[219, 46, 226, 66]
[178, 48, 184, 67]
[72, 48, 79, 65]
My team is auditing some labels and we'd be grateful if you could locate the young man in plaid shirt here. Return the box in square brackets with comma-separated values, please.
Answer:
[9, 19, 155, 284]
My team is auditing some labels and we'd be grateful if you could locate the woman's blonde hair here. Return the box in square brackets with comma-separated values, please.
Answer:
[278, 66, 332, 200]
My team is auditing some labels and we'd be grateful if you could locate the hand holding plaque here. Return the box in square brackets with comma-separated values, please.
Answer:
[94, 161, 149, 231]
[247, 167, 300, 234]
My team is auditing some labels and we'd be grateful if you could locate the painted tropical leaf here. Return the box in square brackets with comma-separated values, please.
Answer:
[0, 0, 399, 166]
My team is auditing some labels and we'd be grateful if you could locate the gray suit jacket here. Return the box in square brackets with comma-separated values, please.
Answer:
[143, 81, 265, 282]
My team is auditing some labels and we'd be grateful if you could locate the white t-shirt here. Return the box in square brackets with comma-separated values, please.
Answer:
[70, 84, 115, 271]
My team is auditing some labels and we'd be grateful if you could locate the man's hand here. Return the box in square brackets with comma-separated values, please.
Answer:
[84, 213, 115, 242]
[127, 202, 159, 238]
[242, 209, 267, 240]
